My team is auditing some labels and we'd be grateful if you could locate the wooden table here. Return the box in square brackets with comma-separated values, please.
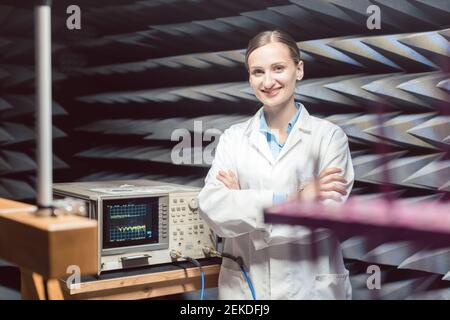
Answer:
[60, 260, 221, 300]
[0, 197, 221, 300]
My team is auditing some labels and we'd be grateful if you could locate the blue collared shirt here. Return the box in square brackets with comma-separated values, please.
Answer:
[260, 102, 302, 159]
[260, 102, 302, 203]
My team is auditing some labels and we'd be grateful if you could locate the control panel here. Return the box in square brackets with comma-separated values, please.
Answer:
[168, 193, 213, 258]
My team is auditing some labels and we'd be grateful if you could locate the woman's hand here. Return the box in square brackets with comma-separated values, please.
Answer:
[295, 167, 348, 202]
[217, 170, 240, 190]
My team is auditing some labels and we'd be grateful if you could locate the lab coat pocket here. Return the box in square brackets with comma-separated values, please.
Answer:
[218, 260, 250, 300]
[310, 270, 350, 300]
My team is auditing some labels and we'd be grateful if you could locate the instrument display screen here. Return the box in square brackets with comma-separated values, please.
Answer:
[102, 197, 159, 249]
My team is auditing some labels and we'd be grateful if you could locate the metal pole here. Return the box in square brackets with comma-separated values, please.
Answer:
[35, 0, 53, 213]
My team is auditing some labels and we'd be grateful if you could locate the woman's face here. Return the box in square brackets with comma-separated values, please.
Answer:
[248, 42, 303, 110]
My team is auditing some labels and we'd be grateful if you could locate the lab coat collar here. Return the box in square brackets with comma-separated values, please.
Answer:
[277, 103, 312, 162]
[244, 103, 312, 165]
[246, 108, 275, 165]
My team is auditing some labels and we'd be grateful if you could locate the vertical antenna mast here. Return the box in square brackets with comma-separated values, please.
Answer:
[35, 0, 53, 214]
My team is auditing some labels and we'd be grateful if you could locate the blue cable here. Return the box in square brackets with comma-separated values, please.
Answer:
[220, 252, 256, 300]
[240, 265, 256, 301]
[200, 270, 205, 300]
[183, 256, 204, 301]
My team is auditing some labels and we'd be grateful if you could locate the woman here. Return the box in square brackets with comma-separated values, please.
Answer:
[198, 30, 354, 299]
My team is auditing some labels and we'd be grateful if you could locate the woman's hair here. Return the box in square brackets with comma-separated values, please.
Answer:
[245, 30, 301, 70]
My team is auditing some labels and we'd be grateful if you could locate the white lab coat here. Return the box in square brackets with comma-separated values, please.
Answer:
[198, 105, 354, 300]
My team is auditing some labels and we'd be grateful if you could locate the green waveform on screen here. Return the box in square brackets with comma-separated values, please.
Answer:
[116, 225, 146, 232]
[109, 204, 148, 219]
[110, 214, 146, 219]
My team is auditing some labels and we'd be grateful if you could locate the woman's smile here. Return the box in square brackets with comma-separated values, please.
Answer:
[262, 87, 282, 97]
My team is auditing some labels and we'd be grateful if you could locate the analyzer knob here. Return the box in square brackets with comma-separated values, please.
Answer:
[188, 198, 199, 211]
